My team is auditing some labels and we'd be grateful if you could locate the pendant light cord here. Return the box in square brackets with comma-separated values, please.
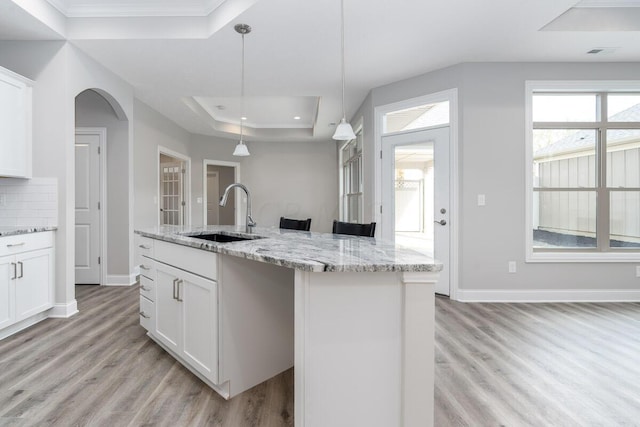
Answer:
[340, 0, 346, 121]
[240, 31, 245, 143]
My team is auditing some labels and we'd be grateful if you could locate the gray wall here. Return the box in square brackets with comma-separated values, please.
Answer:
[133, 98, 191, 228]
[0, 41, 136, 309]
[134, 117, 339, 233]
[75, 89, 130, 279]
[357, 62, 640, 295]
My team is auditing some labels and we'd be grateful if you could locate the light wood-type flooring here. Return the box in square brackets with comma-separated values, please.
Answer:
[0, 285, 639, 426]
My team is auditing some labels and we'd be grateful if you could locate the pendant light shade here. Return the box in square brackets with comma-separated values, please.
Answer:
[233, 23, 251, 156]
[332, 0, 355, 141]
[333, 118, 356, 140]
[233, 140, 250, 156]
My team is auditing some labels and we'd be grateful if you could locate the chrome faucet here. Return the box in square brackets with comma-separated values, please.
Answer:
[220, 183, 256, 233]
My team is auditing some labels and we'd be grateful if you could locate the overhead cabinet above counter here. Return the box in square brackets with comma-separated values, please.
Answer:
[0, 66, 32, 179]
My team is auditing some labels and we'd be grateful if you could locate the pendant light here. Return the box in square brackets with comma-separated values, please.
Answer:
[332, 0, 356, 141]
[233, 23, 251, 156]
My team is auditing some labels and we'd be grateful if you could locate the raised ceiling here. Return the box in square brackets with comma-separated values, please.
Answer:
[46, 0, 225, 17]
[3, 0, 640, 143]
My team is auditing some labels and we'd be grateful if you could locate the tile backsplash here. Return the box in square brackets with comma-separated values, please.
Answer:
[0, 177, 58, 227]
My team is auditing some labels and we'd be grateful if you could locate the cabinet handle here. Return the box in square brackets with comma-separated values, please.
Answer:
[139, 244, 152, 250]
[17, 261, 23, 279]
[7, 242, 25, 247]
[140, 264, 151, 270]
[177, 279, 183, 302]
[11, 262, 17, 280]
[139, 311, 150, 319]
[172, 278, 179, 300]
[139, 284, 151, 292]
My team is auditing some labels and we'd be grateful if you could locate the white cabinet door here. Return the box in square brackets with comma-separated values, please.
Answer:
[0, 68, 31, 178]
[181, 270, 217, 383]
[14, 248, 53, 322]
[154, 264, 181, 354]
[0, 255, 15, 329]
[153, 260, 218, 383]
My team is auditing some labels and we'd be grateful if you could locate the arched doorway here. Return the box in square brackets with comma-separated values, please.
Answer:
[74, 89, 131, 286]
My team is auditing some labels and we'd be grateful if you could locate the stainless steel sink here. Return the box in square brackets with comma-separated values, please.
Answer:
[187, 233, 262, 243]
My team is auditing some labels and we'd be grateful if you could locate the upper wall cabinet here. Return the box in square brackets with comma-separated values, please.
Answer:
[0, 66, 32, 179]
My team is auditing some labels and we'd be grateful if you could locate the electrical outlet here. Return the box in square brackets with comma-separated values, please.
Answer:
[508, 261, 517, 273]
[636, 266, 640, 278]
[197, 197, 203, 204]
[478, 194, 486, 206]
[0, 194, 5, 207]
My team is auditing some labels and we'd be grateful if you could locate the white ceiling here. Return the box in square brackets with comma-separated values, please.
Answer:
[3, 0, 640, 142]
[46, 0, 225, 17]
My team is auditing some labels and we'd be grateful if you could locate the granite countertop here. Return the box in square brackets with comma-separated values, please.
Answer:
[0, 226, 57, 237]
[136, 225, 443, 273]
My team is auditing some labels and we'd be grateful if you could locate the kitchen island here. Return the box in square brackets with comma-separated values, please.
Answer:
[135, 225, 442, 427]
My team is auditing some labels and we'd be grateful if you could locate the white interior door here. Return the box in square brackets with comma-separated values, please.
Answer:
[382, 126, 450, 295]
[75, 132, 101, 284]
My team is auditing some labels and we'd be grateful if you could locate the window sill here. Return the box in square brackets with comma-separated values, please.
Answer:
[527, 251, 640, 263]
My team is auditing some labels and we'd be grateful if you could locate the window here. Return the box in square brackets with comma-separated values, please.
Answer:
[339, 128, 363, 223]
[383, 100, 449, 134]
[527, 83, 640, 261]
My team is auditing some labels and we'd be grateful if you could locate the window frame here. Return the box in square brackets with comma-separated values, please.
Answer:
[525, 81, 640, 263]
[338, 122, 364, 223]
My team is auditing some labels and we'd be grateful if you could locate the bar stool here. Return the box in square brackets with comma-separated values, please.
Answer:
[279, 217, 312, 231]
[332, 220, 376, 237]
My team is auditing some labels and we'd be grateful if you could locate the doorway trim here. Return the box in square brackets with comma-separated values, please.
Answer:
[158, 146, 191, 226]
[202, 159, 241, 225]
[75, 127, 107, 287]
[373, 88, 459, 300]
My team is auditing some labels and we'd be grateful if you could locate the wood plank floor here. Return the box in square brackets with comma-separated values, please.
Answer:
[0, 285, 639, 426]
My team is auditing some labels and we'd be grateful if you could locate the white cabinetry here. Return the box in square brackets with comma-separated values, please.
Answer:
[135, 233, 293, 400]
[137, 236, 219, 385]
[0, 66, 32, 178]
[0, 232, 54, 337]
[136, 234, 155, 331]
[155, 262, 218, 383]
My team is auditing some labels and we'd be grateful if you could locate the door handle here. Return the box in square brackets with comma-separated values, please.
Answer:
[172, 278, 179, 300]
[139, 244, 152, 250]
[139, 311, 150, 319]
[140, 264, 151, 271]
[139, 284, 151, 292]
[17, 261, 23, 278]
[176, 279, 183, 302]
[7, 242, 25, 248]
[434, 219, 447, 226]
[11, 262, 16, 280]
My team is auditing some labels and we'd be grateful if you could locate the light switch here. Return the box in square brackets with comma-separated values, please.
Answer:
[153, 196, 157, 204]
[478, 194, 486, 206]
[508, 261, 516, 273]
[0, 194, 5, 207]
[197, 197, 203, 204]
[636, 266, 640, 277]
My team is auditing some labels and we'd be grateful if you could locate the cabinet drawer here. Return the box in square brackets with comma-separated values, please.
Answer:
[139, 257, 156, 280]
[135, 235, 154, 260]
[155, 240, 217, 280]
[139, 275, 155, 302]
[139, 295, 153, 331]
[0, 232, 53, 257]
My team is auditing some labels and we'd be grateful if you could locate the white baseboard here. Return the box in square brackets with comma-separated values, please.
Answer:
[106, 273, 137, 287]
[49, 300, 79, 318]
[456, 289, 640, 303]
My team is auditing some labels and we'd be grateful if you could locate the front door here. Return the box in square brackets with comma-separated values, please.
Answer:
[382, 126, 450, 295]
[75, 130, 102, 284]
